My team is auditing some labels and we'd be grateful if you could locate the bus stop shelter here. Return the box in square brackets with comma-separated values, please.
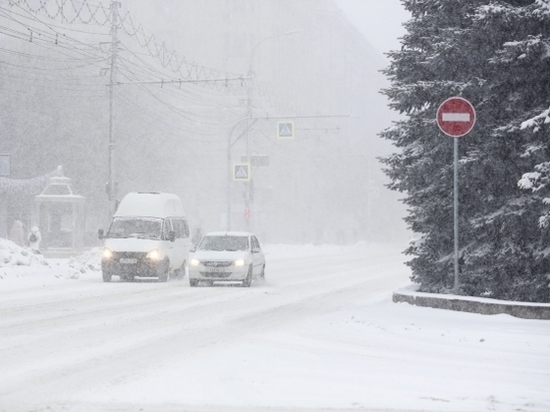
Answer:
[34, 172, 85, 257]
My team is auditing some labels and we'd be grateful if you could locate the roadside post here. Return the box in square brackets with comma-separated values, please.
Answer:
[0, 154, 10, 237]
[436, 97, 476, 292]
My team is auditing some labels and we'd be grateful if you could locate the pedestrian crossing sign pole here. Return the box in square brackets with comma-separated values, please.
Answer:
[233, 163, 251, 181]
[277, 121, 294, 139]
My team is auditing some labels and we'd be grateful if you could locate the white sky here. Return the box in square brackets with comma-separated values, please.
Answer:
[334, 0, 410, 55]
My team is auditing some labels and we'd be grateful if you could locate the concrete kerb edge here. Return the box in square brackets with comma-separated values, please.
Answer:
[393, 284, 550, 320]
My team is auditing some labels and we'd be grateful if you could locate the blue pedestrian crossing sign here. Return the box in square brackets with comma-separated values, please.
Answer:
[277, 121, 294, 139]
[233, 163, 251, 181]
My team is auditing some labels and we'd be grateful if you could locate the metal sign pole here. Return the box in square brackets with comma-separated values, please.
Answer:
[436, 96, 476, 293]
[453, 137, 459, 291]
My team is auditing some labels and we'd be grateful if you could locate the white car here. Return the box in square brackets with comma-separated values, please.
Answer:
[188, 231, 265, 287]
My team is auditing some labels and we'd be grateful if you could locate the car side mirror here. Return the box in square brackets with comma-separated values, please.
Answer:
[98, 229, 104, 240]
[252, 247, 260, 253]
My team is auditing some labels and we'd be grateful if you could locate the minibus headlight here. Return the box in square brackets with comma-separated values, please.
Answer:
[102, 248, 114, 260]
[146, 249, 161, 261]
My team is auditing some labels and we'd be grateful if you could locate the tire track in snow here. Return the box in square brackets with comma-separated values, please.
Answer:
[0, 244, 409, 411]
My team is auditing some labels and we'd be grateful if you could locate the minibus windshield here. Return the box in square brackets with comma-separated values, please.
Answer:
[107, 217, 163, 240]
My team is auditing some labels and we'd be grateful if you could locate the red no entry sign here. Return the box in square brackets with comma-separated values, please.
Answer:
[436, 97, 476, 137]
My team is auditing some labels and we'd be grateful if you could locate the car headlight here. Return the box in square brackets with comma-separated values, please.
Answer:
[234, 259, 245, 267]
[190, 258, 201, 266]
[102, 248, 113, 260]
[146, 249, 161, 261]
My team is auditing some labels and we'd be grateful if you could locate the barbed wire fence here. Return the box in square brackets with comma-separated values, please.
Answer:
[7, 0, 250, 93]
[5, 0, 295, 118]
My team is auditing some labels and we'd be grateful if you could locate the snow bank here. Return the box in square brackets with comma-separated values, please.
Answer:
[0, 238, 101, 284]
[0, 237, 48, 268]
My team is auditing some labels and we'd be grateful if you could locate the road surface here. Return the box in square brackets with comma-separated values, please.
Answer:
[1, 243, 548, 412]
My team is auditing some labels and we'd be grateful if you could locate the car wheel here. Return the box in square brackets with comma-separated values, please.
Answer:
[260, 264, 266, 280]
[189, 279, 198, 287]
[102, 271, 112, 282]
[158, 259, 170, 282]
[242, 266, 252, 287]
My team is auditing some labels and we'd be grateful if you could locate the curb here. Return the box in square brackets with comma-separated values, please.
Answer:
[393, 284, 550, 320]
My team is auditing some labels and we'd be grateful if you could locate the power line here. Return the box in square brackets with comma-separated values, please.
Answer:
[8, 0, 248, 90]
[3, 0, 292, 115]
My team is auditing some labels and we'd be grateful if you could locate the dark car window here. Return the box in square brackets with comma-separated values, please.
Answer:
[162, 219, 173, 240]
[198, 235, 248, 251]
[107, 217, 162, 240]
[169, 218, 189, 239]
[183, 220, 189, 237]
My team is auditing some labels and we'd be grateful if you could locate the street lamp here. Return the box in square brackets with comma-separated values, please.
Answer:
[243, 30, 299, 231]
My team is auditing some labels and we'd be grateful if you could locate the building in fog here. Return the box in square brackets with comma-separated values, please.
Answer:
[0, 0, 405, 244]
[117, 0, 402, 243]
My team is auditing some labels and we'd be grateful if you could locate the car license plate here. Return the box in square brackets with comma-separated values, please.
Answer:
[119, 258, 137, 264]
[208, 267, 225, 273]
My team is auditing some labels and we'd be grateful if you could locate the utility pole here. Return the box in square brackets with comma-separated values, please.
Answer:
[107, 0, 119, 210]
[244, 77, 253, 231]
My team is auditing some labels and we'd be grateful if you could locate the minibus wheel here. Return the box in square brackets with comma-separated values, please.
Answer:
[158, 258, 170, 282]
[102, 271, 112, 282]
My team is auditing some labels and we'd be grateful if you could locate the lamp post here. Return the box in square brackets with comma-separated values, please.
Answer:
[244, 30, 299, 231]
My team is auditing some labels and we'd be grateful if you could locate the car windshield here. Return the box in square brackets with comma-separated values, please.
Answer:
[107, 217, 163, 240]
[198, 235, 248, 252]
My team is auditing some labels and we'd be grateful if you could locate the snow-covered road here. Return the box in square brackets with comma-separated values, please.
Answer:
[1, 242, 549, 412]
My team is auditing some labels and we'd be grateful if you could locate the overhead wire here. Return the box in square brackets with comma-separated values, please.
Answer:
[113, 69, 233, 141]
[0, 6, 108, 60]
[0, 0, 285, 150]
[9, 0, 248, 89]
[0, 0, 242, 183]
[5, 0, 276, 112]
[115, 49, 243, 125]
[4, 0, 292, 119]
[0, 44, 103, 65]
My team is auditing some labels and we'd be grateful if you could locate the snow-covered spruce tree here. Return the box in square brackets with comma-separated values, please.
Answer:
[380, 0, 550, 302]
